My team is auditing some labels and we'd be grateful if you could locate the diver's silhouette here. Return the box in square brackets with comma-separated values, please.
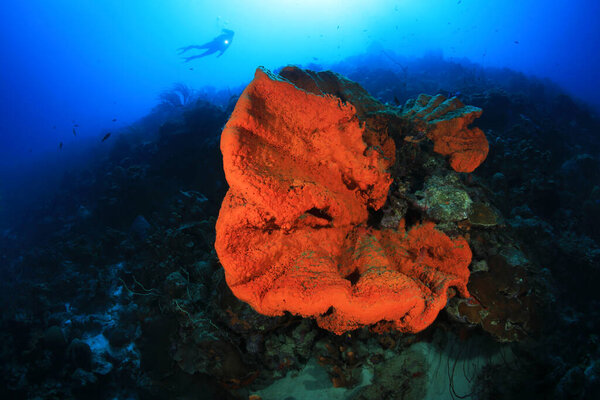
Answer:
[178, 29, 234, 62]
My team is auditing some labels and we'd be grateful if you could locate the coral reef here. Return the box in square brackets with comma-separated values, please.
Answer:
[216, 67, 471, 335]
[415, 174, 473, 222]
[2, 53, 599, 399]
[468, 202, 501, 227]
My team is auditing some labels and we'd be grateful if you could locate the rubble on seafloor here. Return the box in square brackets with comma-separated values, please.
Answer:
[1, 55, 599, 399]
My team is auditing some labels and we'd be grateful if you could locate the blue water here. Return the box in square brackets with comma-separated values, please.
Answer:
[1, 0, 598, 167]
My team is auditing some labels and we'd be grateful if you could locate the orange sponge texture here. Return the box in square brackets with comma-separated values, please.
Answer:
[215, 68, 471, 334]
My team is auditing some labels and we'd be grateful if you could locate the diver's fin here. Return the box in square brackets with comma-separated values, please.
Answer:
[183, 55, 200, 62]
[182, 50, 214, 62]
[177, 44, 208, 55]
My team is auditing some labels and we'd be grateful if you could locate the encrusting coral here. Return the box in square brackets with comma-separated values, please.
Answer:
[215, 67, 474, 334]
[446, 254, 539, 342]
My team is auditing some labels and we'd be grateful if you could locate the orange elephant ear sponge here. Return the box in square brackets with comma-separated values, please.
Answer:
[215, 67, 471, 335]
[401, 94, 489, 173]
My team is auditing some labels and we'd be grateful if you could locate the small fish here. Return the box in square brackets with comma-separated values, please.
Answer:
[59, 142, 63, 150]
[519, 113, 532, 123]
[189, 67, 194, 71]
[180, 190, 208, 202]
[514, 40, 519, 44]
[101, 132, 111, 142]
[112, 118, 117, 122]
[312, 57, 318, 61]
[457, 0, 462, 4]
[393, 96, 400, 106]
[73, 124, 79, 127]
[72, 128, 77, 136]
[337, 25, 340, 30]
[52, 125, 56, 129]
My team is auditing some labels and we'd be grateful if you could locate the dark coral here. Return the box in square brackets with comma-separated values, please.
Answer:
[447, 254, 539, 342]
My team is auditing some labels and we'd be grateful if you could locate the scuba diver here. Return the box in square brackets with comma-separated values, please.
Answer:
[178, 29, 234, 62]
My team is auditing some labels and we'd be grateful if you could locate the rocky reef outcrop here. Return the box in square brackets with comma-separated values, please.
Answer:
[2, 54, 599, 399]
